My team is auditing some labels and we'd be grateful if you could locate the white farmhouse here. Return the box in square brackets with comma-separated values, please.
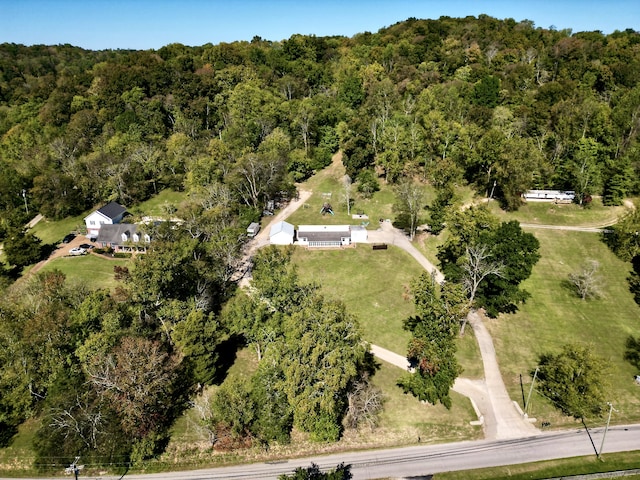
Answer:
[84, 202, 127, 238]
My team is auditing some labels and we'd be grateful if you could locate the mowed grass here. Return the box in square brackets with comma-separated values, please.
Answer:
[289, 154, 434, 229]
[292, 245, 422, 354]
[128, 189, 188, 217]
[29, 210, 89, 245]
[371, 361, 482, 443]
[486, 229, 640, 426]
[487, 197, 629, 227]
[39, 253, 129, 291]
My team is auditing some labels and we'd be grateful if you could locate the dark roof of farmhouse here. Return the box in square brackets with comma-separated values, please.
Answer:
[97, 201, 127, 220]
[96, 223, 140, 244]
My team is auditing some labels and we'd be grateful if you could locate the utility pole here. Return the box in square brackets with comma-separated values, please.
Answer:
[65, 456, 82, 480]
[524, 366, 539, 415]
[598, 402, 617, 460]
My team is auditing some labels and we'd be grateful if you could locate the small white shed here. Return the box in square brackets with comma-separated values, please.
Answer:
[350, 225, 368, 243]
[269, 221, 295, 245]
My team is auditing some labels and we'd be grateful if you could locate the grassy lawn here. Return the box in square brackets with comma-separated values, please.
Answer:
[288, 178, 401, 229]
[292, 245, 422, 354]
[486, 229, 640, 427]
[435, 450, 640, 480]
[39, 253, 129, 291]
[29, 211, 90, 245]
[288, 155, 435, 230]
[127, 189, 188, 217]
[372, 362, 482, 444]
[487, 197, 629, 227]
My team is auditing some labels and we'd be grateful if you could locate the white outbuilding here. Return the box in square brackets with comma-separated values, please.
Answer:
[349, 225, 368, 243]
[269, 221, 295, 245]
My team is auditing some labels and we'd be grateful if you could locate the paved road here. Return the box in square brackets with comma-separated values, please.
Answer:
[12, 424, 638, 480]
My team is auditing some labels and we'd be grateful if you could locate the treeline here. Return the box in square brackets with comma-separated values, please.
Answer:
[1, 16, 640, 228]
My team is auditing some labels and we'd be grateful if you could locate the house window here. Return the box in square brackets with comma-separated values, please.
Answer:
[89, 220, 95, 225]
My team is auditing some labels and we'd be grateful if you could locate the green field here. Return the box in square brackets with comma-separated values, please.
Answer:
[487, 196, 630, 227]
[127, 189, 188, 217]
[29, 211, 90, 245]
[39, 253, 130, 291]
[487, 228, 640, 426]
[292, 246, 422, 353]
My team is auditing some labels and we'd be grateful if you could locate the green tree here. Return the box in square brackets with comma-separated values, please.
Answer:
[281, 296, 367, 441]
[3, 228, 42, 269]
[173, 309, 226, 385]
[250, 362, 293, 444]
[427, 186, 455, 235]
[536, 343, 609, 420]
[474, 75, 500, 108]
[85, 336, 189, 442]
[571, 137, 602, 206]
[398, 273, 467, 408]
[438, 212, 540, 317]
[393, 180, 426, 240]
[206, 375, 256, 448]
[624, 335, 640, 371]
[603, 206, 640, 261]
[474, 221, 541, 316]
[279, 463, 352, 480]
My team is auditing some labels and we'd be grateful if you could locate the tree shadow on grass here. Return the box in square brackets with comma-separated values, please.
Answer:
[210, 334, 243, 385]
[624, 335, 640, 371]
[0, 421, 18, 448]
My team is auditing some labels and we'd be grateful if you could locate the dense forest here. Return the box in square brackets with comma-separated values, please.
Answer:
[1, 15, 640, 470]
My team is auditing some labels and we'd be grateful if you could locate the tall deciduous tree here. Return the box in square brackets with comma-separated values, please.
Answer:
[398, 273, 467, 408]
[393, 180, 426, 240]
[571, 137, 602, 206]
[281, 296, 367, 441]
[85, 336, 188, 441]
[536, 343, 609, 420]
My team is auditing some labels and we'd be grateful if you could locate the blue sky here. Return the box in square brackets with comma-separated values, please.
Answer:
[1, 0, 638, 50]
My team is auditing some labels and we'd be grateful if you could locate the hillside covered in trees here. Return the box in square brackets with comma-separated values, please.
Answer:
[1, 14, 640, 471]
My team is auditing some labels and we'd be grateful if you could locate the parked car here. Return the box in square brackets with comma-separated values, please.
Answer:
[62, 233, 76, 243]
[69, 247, 86, 256]
[79, 243, 94, 250]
